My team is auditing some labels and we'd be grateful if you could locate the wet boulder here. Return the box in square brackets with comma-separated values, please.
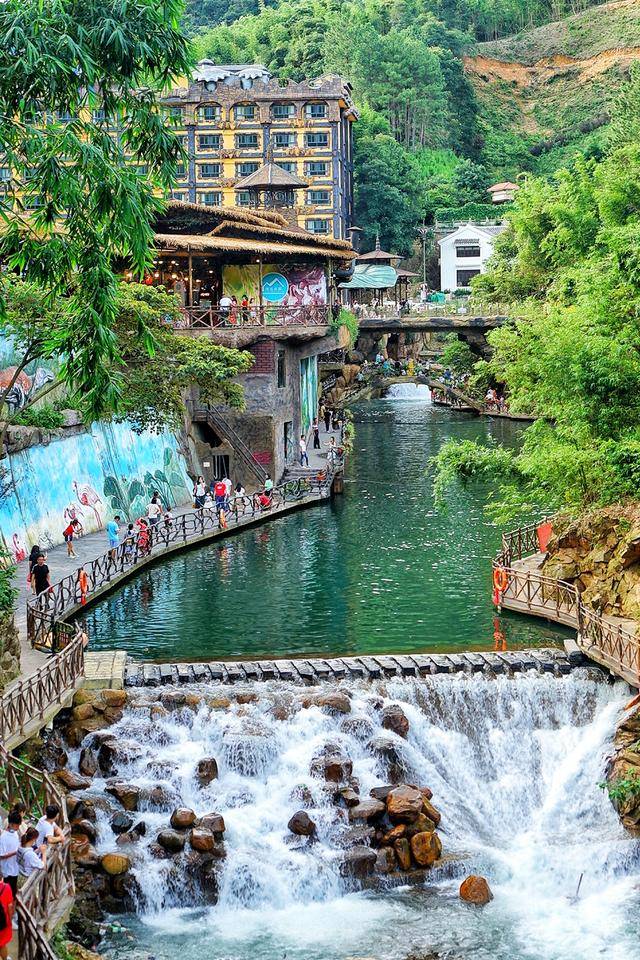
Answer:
[71, 819, 97, 843]
[105, 782, 140, 812]
[195, 758, 219, 785]
[170, 807, 197, 830]
[101, 852, 131, 876]
[375, 846, 397, 874]
[381, 704, 410, 739]
[288, 811, 316, 837]
[339, 845, 377, 878]
[340, 715, 376, 742]
[189, 828, 217, 853]
[197, 813, 225, 838]
[111, 813, 134, 835]
[98, 739, 143, 776]
[160, 690, 186, 710]
[335, 786, 360, 808]
[386, 786, 423, 823]
[79, 746, 99, 778]
[310, 744, 353, 783]
[393, 838, 411, 870]
[366, 737, 407, 782]
[421, 797, 441, 826]
[56, 769, 93, 791]
[410, 831, 442, 868]
[314, 692, 352, 715]
[157, 829, 186, 853]
[348, 799, 385, 822]
[459, 875, 493, 905]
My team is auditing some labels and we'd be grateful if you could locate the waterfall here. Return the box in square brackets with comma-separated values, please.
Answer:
[92, 672, 640, 960]
[384, 382, 431, 401]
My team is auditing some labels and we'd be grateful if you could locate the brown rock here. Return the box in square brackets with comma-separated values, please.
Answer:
[288, 811, 316, 836]
[79, 747, 98, 778]
[311, 747, 353, 783]
[370, 785, 394, 802]
[184, 694, 202, 709]
[71, 819, 97, 843]
[101, 852, 131, 876]
[340, 845, 377, 878]
[383, 823, 406, 843]
[56, 769, 92, 791]
[375, 846, 397, 874]
[157, 829, 186, 853]
[386, 785, 423, 822]
[170, 807, 197, 830]
[160, 691, 186, 709]
[105, 782, 140, 811]
[196, 758, 219, 785]
[236, 693, 258, 704]
[335, 786, 360, 808]
[71, 838, 100, 867]
[73, 689, 98, 707]
[421, 798, 441, 826]
[419, 786, 433, 802]
[197, 813, 225, 836]
[207, 696, 231, 709]
[72, 703, 95, 722]
[381, 704, 409, 739]
[111, 813, 134, 835]
[460, 875, 493, 905]
[410, 830, 442, 867]
[393, 838, 411, 870]
[348, 799, 385, 822]
[189, 828, 216, 853]
[315, 692, 351, 715]
[101, 689, 127, 708]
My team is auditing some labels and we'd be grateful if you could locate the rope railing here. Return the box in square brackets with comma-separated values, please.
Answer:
[0, 747, 73, 960]
[494, 519, 640, 687]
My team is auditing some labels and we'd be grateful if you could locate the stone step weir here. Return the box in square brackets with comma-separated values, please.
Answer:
[124, 647, 595, 687]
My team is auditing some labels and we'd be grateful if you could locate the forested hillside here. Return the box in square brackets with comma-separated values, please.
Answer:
[183, 0, 640, 254]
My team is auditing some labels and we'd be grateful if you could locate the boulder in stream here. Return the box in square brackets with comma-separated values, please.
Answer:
[196, 758, 219, 784]
[387, 785, 424, 822]
[381, 704, 410, 739]
[459, 875, 494, 905]
[101, 852, 131, 876]
[157, 829, 186, 853]
[410, 830, 442, 868]
[105, 782, 140, 811]
[170, 807, 197, 830]
[287, 811, 316, 836]
[340, 845, 377, 878]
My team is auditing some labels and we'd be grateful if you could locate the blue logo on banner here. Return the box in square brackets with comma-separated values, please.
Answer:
[262, 272, 289, 302]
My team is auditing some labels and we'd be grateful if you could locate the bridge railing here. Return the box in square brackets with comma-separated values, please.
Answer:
[175, 303, 330, 330]
[0, 747, 73, 960]
[26, 467, 340, 652]
[494, 519, 640, 686]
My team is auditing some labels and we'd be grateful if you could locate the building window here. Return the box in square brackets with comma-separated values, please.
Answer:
[456, 245, 481, 258]
[306, 218, 330, 235]
[272, 103, 295, 119]
[135, 164, 149, 176]
[307, 189, 330, 205]
[305, 103, 327, 119]
[198, 133, 222, 151]
[273, 132, 295, 148]
[199, 162, 221, 179]
[284, 421, 293, 461]
[198, 191, 222, 206]
[278, 161, 297, 174]
[167, 105, 184, 120]
[56, 111, 75, 123]
[277, 348, 286, 387]
[456, 269, 481, 287]
[236, 162, 259, 178]
[0, 167, 10, 182]
[236, 133, 259, 149]
[92, 109, 106, 123]
[305, 160, 328, 177]
[305, 132, 329, 149]
[199, 104, 221, 122]
[176, 164, 187, 179]
[235, 104, 256, 121]
[236, 190, 251, 206]
[170, 190, 187, 201]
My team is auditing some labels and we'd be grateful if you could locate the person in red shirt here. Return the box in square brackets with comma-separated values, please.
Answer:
[62, 518, 81, 558]
[0, 877, 14, 960]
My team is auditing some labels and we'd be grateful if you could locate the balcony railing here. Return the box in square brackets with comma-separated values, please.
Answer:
[174, 303, 331, 330]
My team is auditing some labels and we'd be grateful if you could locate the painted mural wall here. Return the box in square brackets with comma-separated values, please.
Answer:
[222, 263, 327, 313]
[0, 421, 193, 561]
[299, 356, 318, 435]
[0, 333, 58, 412]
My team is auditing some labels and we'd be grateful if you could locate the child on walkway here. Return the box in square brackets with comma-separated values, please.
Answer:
[62, 518, 81, 558]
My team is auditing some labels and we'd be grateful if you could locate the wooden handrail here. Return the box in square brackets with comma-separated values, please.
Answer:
[494, 520, 640, 687]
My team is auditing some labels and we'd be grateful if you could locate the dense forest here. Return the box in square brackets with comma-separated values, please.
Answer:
[182, 0, 626, 254]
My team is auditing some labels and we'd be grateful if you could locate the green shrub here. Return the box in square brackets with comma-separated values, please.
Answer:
[0, 546, 18, 616]
[435, 202, 510, 223]
[12, 403, 65, 429]
[330, 308, 359, 349]
[600, 773, 640, 808]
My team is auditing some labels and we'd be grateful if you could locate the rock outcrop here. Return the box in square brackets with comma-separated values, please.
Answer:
[606, 701, 640, 831]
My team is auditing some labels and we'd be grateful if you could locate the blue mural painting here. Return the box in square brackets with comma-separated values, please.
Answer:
[0, 421, 193, 561]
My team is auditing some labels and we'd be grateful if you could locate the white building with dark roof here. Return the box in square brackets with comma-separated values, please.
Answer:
[438, 223, 505, 292]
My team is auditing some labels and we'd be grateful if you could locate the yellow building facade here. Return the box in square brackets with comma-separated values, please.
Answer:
[161, 63, 358, 240]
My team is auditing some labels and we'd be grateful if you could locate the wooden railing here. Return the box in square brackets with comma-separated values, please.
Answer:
[0, 748, 73, 960]
[27, 467, 339, 652]
[175, 303, 330, 330]
[494, 519, 640, 687]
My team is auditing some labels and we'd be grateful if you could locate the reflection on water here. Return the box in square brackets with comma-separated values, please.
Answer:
[81, 386, 569, 660]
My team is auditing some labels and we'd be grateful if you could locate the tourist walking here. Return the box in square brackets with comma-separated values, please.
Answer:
[62, 518, 81, 558]
[312, 420, 320, 449]
[213, 479, 227, 514]
[299, 434, 309, 466]
[0, 875, 13, 960]
[0, 811, 21, 897]
[27, 545, 44, 590]
[219, 292, 232, 322]
[326, 435, 338, 466]
[30, 554, 50, 597]
[193, 476, 206, 509]
[106, 515, 121, 560]
[123, 524, 136, 560]
[234, 482, 247, 513]
[241, 293, 249, 324]
[222, 474, 232, 506]
[147, 493, 163, 528]
[136, 519, 150, 555]
[35, 805, 64, 850]
[323, 407, 331, 432]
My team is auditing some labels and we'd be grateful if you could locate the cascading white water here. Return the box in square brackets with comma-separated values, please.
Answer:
[384, 382, 432, 401]
[92, 671, 640, 960]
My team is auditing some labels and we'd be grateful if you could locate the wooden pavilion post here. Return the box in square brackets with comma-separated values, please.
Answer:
[258, 256, 264, 324]
[187, 250, 194, 308]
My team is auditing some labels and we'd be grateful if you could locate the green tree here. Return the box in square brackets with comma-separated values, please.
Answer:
[0, 0, 191, 422]
[114, 284, 253, 432]
[441, 333, 475, 374]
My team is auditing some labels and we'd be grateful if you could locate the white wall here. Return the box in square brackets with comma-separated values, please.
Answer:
[439, 227, 497, 292]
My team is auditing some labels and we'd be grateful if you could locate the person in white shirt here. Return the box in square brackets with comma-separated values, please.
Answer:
[219, 293, 232, 322]
[299, 434, 309, 466]
[0, 812, 21, 896]
[35, 805, 64, 850]
[222, 475, 232, 504]
[16, 829, 46, 878]
[147, 493, 163, 527]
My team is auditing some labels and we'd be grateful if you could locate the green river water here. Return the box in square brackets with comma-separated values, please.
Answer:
[81, 384, 567, 659]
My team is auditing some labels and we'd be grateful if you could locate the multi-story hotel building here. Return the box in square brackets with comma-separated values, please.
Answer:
[161, 62, 357, 240]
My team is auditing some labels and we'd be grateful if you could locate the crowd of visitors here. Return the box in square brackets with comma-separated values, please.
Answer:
[0, 802, 65, 957]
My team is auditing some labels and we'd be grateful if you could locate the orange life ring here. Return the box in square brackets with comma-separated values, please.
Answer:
[493, 567, 509, 593]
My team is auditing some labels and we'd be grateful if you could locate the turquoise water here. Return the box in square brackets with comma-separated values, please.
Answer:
[79, 387, 568, 660]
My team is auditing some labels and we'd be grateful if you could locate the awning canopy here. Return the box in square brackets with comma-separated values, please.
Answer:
[339, 264, 398, 289]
